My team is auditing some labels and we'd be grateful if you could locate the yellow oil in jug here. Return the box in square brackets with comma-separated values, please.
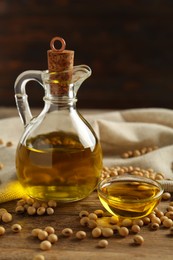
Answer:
[16, 131, 102, 202]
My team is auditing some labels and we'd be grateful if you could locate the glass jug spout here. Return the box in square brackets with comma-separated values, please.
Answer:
[42, 65, 91, 99]
[71, 64, 92, 95]
[14, 65, 91, 126]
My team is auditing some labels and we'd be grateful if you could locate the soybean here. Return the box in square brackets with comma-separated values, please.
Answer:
[133, 235, 144, 245]
[76, 231, 87, 239]
[48, 234, 58, 243]
[62, 228, 73, 237]
[119, 227, 129, 237]
[98, 239, 108, 248]
[40, 240, 52, 251]
[11, 224, 22, 233]
[102, 228, 113, 238]
[33, 255, 45, 260]
[92, 227, 102, 238]
[0, 226, 5, 235]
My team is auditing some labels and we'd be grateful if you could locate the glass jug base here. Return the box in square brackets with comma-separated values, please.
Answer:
[24, 184, 96, 202]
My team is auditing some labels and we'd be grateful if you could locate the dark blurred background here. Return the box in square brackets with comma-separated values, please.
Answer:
[1, 0, 173, 109]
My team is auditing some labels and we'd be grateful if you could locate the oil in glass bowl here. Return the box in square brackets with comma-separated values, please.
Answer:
[97, 175, 163, 219]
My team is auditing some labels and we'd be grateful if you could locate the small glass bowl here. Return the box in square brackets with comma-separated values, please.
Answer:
[97, 175, 164, 219]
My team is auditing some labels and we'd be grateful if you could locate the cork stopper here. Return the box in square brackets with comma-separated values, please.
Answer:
[47, 36, 74, 95]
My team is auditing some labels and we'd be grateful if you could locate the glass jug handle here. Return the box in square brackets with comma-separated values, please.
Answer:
[14, 70, 43, 126]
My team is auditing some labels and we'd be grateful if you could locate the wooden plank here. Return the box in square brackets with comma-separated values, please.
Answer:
[0, 192, 172, 260]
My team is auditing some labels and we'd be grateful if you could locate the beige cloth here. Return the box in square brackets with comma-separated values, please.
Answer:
[86, 108, 173, 179]
[0, 107, 173, 202]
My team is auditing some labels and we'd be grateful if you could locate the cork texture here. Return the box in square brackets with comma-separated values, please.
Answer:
[47, 50, 74, 72]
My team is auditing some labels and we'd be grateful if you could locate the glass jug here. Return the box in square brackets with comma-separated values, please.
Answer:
[14, 65, 102, 202]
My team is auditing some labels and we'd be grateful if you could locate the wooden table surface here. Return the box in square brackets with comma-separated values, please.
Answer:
[0, 107, 173, 260]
